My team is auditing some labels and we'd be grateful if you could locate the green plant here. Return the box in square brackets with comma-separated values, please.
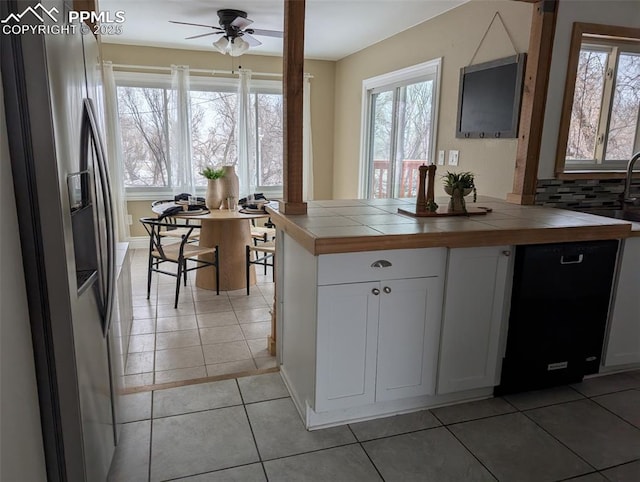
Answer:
[443, 171, 477, 202]
[200, 166, 225, 180]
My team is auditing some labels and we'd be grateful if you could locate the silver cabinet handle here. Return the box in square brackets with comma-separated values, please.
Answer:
[371, 260, 392, 268]
[560, 254, 583, 265]
[502, 250, 511, 257]
[372, 288, 380, 296]
[383, 286, 391, 294]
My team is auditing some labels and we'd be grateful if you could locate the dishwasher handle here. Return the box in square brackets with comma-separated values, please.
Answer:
[560, 254, 584, 265]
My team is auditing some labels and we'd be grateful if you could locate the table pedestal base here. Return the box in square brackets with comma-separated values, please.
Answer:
[196, 219, 256, 292]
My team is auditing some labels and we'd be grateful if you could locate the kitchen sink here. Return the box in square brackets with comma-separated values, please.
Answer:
[574, 207, 640, 222]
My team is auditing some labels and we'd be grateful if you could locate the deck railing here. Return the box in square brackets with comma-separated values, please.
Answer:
[372, 159, 425, 198]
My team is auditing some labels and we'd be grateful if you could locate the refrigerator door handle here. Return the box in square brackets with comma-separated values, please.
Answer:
[83, 98, 116, 336]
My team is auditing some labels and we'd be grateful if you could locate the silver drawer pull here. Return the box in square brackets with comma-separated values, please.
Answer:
[560, 254, 583, 265]
[371, 260, 392, 268]
[383, 286, 391, 294]
[372, 288, 380, 296]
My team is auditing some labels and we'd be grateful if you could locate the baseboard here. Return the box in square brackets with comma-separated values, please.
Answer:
[127, 236, 149, 249]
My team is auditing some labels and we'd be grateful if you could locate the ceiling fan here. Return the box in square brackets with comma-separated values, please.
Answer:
[170, 9, 283, 56]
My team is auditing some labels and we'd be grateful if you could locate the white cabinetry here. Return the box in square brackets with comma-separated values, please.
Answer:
[437, 246, 511, 394]
[314, 248, 445, 412]
[604, 237, 640, 367]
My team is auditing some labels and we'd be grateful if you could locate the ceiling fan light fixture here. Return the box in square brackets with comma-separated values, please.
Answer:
[229, 37, 249, 57]
[212, 36, 229, 54]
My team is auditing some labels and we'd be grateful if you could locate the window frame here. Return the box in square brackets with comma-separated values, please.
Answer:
[359, 58, 442, 198]
[555, 23, 640, 178]
[114, 72, 283, 200]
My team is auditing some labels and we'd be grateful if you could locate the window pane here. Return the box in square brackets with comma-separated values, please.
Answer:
[566, 48, 608, 161]
[118, 86, 170, 187]
[398, 80, 433, 197]
[190, 90, 238, 186]
[370, 90, 394, 199]
[256, 93, 283, 187]
[605, 52, 640, 161]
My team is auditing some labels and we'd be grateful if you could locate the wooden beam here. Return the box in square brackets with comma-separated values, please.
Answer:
[507, 0, 558, 205]
[280, 0, 308, 215]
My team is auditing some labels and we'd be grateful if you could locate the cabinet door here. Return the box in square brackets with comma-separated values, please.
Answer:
[315, 282, 380, 411]
[605, 238, 640, 366]
[376, 277, 443, 402]
[437, 246, 510, 394]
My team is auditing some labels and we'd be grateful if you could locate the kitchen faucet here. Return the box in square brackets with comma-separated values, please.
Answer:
[623, 151, 640, 206]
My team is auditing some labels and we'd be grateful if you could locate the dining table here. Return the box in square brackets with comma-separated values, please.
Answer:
[152, 202, 269, 292]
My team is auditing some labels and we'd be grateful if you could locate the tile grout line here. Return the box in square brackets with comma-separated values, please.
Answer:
[519, 408, 598, 474]
[147, 388, 154, 482]
[440, 423, 501, 481]
[346, 424, 387, 481]
[234, 378, 269, 480]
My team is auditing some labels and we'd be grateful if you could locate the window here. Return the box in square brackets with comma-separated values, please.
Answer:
[116, 72, 283, 196]
[360, 59, 441, 198]
[565, 39, 640, 169]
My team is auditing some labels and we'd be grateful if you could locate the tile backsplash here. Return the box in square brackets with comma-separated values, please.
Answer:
[535, 178, 640, 209]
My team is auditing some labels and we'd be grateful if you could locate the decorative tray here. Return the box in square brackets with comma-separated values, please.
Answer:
[397, 205, 492, 217]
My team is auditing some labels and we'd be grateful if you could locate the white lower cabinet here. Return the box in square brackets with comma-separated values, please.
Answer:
[315, 276, 443, 411]
[437, 246, 511, 394]
[604, 237, 640, 367]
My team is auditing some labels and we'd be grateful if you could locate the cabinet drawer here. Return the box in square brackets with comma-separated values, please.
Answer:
[318, 248, 446, 285]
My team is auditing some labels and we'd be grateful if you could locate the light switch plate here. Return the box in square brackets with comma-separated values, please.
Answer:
[448, 150, 459, 166]
[438, 150, 445, 165]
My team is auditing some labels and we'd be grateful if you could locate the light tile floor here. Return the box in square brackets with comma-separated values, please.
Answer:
[109, 369, 640, 482]
[125, 248, 276, 388]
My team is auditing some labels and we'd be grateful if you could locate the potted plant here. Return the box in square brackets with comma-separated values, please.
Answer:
[200, 166, 225, 210]
[443, 171, 476, 212]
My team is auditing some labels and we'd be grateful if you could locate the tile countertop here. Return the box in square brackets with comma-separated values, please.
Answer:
[266, 196, 639, 255]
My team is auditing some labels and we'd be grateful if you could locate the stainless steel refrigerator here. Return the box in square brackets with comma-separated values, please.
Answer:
[1, 1, 119, 480]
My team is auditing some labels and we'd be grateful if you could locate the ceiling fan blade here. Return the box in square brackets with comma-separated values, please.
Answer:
[231, 16, 253, 29]
[169, 20, 222, 30]
[242, 34, 262, 47]
[185, 32, 221, 40]
[250, 28, 283, 39]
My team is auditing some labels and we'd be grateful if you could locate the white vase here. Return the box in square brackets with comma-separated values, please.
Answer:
[221, 165, 239, 209]
[205, 179, 223, 210]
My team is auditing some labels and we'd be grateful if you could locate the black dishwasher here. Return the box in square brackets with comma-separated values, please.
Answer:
[495, 240, 619, 395]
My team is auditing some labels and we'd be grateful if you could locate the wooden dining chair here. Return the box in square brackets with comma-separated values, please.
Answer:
[151, 200, 201, 241]
[246, 240, 275, 295]
[140, 217, 219, 308]
[250, 217, 275, 244]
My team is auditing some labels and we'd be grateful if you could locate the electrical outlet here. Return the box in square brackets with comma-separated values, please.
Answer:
[448, 150, 459, 166]
[438, 150, 445, 165]
[127, 214, 133, 225]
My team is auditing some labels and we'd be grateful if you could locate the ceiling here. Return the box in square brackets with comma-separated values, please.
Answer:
[99, 0, 467, 61]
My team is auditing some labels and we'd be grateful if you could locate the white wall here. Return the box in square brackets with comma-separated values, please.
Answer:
[0, 74, 47, 481]
[537, 0, 640, 179]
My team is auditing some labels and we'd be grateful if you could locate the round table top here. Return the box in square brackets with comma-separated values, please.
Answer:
[151, 201, 269, 221]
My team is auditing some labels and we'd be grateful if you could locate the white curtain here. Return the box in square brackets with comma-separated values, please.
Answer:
[237, 69, 255, 198]
[169, 65, 195, 194]
[303, 74, 314, 200]
[102, 61, 130, 241]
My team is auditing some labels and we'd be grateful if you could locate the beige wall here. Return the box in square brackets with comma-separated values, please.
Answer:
[332, 0, 532, 199]
[538, 0, 640, 179]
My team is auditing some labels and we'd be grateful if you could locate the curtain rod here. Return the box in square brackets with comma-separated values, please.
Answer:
[108, 63, 313, 79]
